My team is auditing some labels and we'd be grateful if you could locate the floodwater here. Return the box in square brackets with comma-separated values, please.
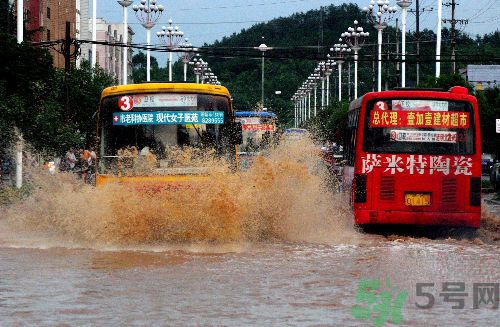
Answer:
[1, 140, 499, 326]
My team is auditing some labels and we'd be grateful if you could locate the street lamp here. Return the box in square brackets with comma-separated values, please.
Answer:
[364, 0, 397, 92]
[117, 0, 133, 85]
[324, 58, 335, 106]
[331, 41, 351, 102]
[254, 38, 273, 109]
[132, 0, 164, 82]
[189, 55, 206, 83]
[157, 19, 184, 81]
[396, 1, 412, 87]
[342, 20, 369, 99]
[178, 38, 197, 82]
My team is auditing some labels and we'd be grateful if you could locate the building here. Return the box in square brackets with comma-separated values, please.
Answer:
[15, 0, 133, 81]
[89, 17, 134, 83]
[15, 0, 78, 68]
[466, 65, 500, 91]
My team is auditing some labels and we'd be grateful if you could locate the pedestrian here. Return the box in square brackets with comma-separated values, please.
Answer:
[64, 147, 77, 172]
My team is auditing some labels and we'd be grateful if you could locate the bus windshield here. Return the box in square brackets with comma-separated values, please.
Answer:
[98, 92, 232, 176]
[235, 112, 277, 152]
[362, 98, 475, 155]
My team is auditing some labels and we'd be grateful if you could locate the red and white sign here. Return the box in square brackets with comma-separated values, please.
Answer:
[119, 96, 134, 111]
[361, 154, 473, 176]
[390, 130, 458, 143]
[370, 110, 470, 129]
[242, 124, 275, 131]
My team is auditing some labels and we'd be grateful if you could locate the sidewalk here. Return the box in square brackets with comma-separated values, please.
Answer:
[483, 192, 500, 217]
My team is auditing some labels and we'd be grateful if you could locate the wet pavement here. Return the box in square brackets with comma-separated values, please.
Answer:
[0, 228, 498, 326]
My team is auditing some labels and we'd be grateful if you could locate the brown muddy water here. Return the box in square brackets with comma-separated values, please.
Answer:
[0, 139, 499, 326]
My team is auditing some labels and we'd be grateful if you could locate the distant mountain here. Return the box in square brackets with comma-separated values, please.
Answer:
[174, 3, 499, 126]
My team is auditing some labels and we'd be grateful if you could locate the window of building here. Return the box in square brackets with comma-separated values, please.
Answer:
[47, 7, 51, 19]
[47, 29, 51, 41]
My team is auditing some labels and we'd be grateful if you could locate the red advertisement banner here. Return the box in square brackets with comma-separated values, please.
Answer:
[370, 110, 470, 129]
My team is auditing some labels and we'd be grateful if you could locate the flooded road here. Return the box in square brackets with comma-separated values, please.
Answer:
[1, 140, 499, 326]
[0, 235, 498, 326]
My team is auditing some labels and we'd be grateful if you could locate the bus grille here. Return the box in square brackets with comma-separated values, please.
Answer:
[380, 176, 395, 201]
[441, 178, 457, 206]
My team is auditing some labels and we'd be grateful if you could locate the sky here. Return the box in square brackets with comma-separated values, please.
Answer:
[95, 0, 500, 65]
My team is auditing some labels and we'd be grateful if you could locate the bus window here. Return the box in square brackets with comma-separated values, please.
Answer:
[96, 86, 239, 180]
[363, 99, 475, 155]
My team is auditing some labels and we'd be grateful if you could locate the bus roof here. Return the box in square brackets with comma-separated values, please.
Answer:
[284, 128, 308, 134]
[100, 82, 231, 99]
[235, 111, 277, 118]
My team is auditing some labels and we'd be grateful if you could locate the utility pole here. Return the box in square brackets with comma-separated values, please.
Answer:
[415, 0, 420, 84]
[395, 18, 400, 86]
[386, 32, 390, 91]
[443, 0, 468, 73]
[408, 0, 433, 85]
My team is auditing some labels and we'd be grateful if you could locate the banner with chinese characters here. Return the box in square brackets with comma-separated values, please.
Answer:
[370, 110, 470, 129]
[391, 100, 449, 111]
[361, 154, 473, 176]
[112, 111, 224, 125]
[131, 94, 197, 108]
[390, 130, 458, 143]
[242, 124, 276, 131]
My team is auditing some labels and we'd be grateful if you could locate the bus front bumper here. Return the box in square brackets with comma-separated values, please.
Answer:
[354, 210, 481, 228]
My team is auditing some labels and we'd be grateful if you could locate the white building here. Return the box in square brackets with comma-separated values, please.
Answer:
[78, 6, 134, 83]
[467, 65, 500, 91]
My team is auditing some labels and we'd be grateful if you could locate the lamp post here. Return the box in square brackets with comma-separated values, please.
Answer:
[342, 20, 369, 99]
[132, 0, 164, 82]
[331, 42, 351, 102]
[254, 38, 273, 109]
[157, 19, 184, 81]
[91, 0, 96, 68]
[325, 58, 335, 107]
[364, 0, 397, 92]
[189, 55, 203, 83]
[117, 0, 133, 84]
[396, 1, 412, 87]
[436, 0, 442, 77]
[178, 38, 196, 82]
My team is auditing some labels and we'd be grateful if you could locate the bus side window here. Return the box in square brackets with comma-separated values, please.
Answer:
[345, 108, 360, 166]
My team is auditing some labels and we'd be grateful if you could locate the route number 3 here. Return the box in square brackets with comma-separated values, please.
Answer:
[375, 101, 388, 110]
[119, 96, 134, 111]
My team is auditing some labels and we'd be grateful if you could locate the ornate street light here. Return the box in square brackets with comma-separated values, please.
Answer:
[254, 37, 273, 109]
[324, 58, 335, 106]
[177, 38, 197, 82]
[157, 19, 184, 81]
[342, 20, 369, 99]
[132, 0, 164, 82]
[117, 0, 133, 85]
[363, 0, 397, 91]
[331, 41, 351, 102]
[396, 1, 412, 87]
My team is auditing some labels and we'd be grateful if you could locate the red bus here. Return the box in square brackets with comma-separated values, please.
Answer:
[342, 87, 481, 228]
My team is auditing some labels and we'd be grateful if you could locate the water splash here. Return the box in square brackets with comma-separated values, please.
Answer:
[1, 137, 358, 248]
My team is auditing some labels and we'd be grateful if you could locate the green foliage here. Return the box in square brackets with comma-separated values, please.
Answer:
[132, 51, 169, 83]
[418, 73, 473, 92]
[305, 101, 349, 143]
[0, 182, 33, 206]
[0, 33, 115, 156]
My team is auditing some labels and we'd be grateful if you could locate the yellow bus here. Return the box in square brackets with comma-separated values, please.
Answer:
[95, 83, 242, 186]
